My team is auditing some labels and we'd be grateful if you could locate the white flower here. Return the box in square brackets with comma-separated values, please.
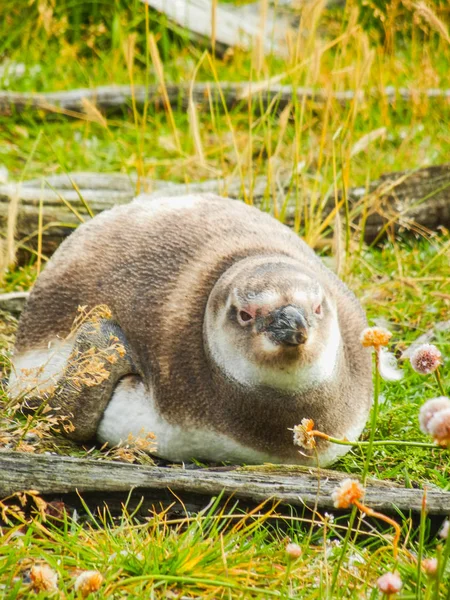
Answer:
[285, 542, 302, 559]
[439, 519, 450, 539]
[422, 557, 438, 576]
[419, 397, 450, 433]
[428, 408, 450, 447]
[410, 344, 442, 375]
[292, 418, 316, 450]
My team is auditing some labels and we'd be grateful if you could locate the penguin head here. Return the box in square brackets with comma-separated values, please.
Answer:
[205, 257, 341, 390]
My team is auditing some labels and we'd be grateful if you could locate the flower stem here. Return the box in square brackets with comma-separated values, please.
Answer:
[330, 505, 358, 594]
[310, 430, 442, 450]
[416, 489, 427, 597]
[354, 499, 401, 559]
[331, 349, 380, 595]
[435, 368, 446, 396]
[362, 349, 381, 485]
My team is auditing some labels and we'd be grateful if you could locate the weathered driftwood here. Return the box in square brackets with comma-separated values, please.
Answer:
[1, 451, 449, 516]
[142, 0, 294, 57]
[2, 83, 450, 117]
[1, 164, 450, 257]
[0, 173, 269, 255]
[0, 291, 28, 315]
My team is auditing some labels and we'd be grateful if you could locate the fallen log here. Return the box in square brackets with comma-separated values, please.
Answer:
[1, 451, 449, 517]
[1, 164, 450, 257]
[0, 173, 269, 255]
[0, 291, 28, 315]
[1, 82, 450, 117]
[141, 0, 294, 57]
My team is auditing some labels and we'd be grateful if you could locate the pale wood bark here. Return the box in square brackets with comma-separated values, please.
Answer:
[141, 0, 293, 56]
[1, 83, 449, 117]
[1, 451, 448, 515]
[0, 291, 28, 315]
[1, 164, 450, 257]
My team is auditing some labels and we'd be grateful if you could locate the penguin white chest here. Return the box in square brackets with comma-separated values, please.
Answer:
[97, 377, 274, 464]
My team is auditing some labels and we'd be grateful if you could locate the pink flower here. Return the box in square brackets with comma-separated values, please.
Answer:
[419, 397, 450, 433]
[331, 479, 364, 509]
[428, 408, 450, 447]
[410, 344, 442, 375]
[376, 571, 402, 595]
[422, 557, 438, 576]
[285, 542, 302, 559]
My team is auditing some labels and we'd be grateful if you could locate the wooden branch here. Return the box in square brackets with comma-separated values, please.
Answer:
[1, 451, 448, 516]
[1, 82, 450, 117]
[1, 164, 450, 259]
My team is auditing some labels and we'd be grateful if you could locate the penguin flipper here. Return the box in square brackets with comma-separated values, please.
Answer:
[12, 319, 137, 442]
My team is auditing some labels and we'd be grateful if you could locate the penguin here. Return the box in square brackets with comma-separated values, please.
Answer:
[8, 194, 372, 466]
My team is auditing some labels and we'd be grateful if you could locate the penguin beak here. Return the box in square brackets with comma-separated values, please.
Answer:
[261, 305, 309, 346]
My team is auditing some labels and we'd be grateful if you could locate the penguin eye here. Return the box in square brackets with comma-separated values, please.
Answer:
[238, 310, 254, 325]
[314, 303, 322, 316]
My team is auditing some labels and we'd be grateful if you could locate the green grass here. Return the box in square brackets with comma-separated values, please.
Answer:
[334, 238, 450, 487]
[0, 494, 448, 599]
[1, 0, 450, 597]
